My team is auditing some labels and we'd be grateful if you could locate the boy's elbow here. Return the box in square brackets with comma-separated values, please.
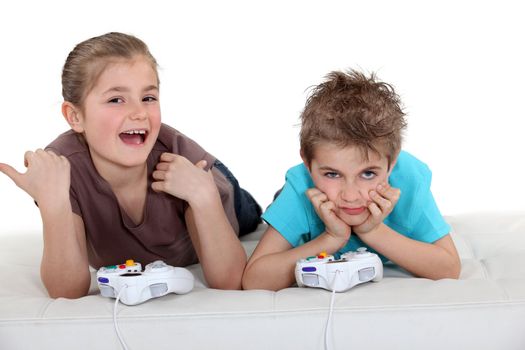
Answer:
[431, 258, 461, 280]
[447, 259, 462, 280]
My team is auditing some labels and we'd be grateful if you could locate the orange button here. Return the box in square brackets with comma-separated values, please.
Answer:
[125, 259, 135, 267]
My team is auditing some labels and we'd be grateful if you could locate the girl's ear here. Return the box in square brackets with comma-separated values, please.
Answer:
[62, 101, 84, 133]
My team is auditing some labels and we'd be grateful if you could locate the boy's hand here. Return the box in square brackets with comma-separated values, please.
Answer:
[0, 149, 71, 207]
[306, 188, 351, 245]
[151, 153, 217, 205]
[353, 182, 400, 235]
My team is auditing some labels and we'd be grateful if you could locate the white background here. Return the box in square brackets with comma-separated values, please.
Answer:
[0, 0, 523, 233]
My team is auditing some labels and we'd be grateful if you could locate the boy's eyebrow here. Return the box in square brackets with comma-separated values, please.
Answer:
[318, 165, 339, 171]
[318, 165, 383, 172]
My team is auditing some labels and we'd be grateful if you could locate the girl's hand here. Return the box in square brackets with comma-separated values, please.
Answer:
[151, 153, 217, 204]
[353, 182, 401, 235]
[306, 188, 351, 245]
[0, 149, 71, 207]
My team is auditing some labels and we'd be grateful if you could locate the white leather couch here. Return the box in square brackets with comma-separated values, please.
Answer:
[1, 212, 524, 350]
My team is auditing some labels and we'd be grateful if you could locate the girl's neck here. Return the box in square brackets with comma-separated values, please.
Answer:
[91, 156, 148, 190]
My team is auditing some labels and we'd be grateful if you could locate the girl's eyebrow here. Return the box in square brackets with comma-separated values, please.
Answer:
[143, 85, 159, 92]
[103, 85, 158, 94]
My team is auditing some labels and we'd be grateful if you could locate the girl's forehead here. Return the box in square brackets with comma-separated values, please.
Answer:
[91, 57, 158, 90]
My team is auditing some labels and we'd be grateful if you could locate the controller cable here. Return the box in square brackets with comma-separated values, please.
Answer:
[113, 285, 130, 350]
[323, 269, 342, 350]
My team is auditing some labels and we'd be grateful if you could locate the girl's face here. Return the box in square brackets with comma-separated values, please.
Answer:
[306, 142, 393, 227]
[74, 57, 161, 172]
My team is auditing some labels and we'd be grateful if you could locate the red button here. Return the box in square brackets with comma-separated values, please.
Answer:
[119, 264, 126, 269]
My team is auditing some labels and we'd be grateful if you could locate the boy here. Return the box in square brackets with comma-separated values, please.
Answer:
[242, 70, 460, 291]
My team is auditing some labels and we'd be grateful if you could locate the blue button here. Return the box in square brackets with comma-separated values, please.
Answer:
[302, 266, 316, 272]
[98, 277, 109, 283]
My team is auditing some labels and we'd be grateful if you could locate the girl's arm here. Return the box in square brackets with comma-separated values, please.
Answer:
[357, 225, 460, 279]
[185, 197, 246, 290]
[0, 150, 91, 298]
[242, 225, 348, 291]
[152, 153, 247, 289]
[40, 209, 91, 298]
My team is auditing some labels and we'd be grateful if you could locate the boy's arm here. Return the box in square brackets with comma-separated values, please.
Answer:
[357, 225, 460, 279]
[242, 225, 347, 291]
[353, 182, 460, 280]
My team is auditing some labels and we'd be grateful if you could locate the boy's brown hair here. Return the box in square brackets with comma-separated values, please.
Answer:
[300, 70, 407, 168]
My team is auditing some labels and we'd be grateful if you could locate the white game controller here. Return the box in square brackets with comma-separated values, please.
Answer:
[96, 259, 194, 305]
[295, 247, 383, 292]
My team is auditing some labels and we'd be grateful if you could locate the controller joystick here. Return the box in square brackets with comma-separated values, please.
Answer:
[295, 248, 383, 292]
[97, 259, 194, 305]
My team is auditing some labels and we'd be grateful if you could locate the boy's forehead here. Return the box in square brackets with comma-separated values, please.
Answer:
[312, 142, 388, 167]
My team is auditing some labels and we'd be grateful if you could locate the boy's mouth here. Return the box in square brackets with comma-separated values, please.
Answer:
[341, 206, 366, 215]
[119, 129, 148, 145]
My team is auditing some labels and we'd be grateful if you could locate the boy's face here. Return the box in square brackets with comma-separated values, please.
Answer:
[305, 142, 394, 227]
[71, 57, 161, 171]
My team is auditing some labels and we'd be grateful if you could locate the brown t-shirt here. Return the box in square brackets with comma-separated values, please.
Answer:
[46, 124, 238, 269]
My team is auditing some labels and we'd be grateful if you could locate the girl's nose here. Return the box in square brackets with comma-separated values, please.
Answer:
[130, 102, 148, 120]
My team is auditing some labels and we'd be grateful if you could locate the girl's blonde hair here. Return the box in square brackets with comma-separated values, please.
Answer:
[62, 32, 158, 106]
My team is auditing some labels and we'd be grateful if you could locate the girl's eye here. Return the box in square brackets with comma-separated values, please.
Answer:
[324, 172, 340, 179]
[143, 96, 158, 102]
[108, 97, 124, 104]
[361, 171, 376, 180]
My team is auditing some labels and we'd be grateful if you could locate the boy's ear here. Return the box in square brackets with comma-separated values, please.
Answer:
[62, 101, 84, 133]
[387, 154, 399, 176]
[300, 149, 311, 171]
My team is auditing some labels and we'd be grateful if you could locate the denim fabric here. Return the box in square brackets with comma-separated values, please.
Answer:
[213, 160, 262, 236]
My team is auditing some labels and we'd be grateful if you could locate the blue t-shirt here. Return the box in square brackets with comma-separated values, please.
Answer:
[262, 151, 451, 262]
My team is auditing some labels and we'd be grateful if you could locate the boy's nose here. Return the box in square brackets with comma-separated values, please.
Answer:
[341, 186, 362, 203]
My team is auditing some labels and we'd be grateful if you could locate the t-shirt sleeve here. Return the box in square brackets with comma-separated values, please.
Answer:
[261, 176, 311, 247]
[408, 171, 451, 243]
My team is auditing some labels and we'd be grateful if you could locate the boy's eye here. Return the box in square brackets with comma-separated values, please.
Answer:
[361, 171, 376, 180]
[324, 172, 340, 179]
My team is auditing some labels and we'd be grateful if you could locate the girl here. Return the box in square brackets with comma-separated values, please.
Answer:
[0, 32, 261, 298]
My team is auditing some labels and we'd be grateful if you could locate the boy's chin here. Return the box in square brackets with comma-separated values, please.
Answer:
[339, 210, 370, 227]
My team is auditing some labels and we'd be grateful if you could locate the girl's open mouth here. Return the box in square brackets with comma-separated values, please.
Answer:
[119, 130, 147, 145]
